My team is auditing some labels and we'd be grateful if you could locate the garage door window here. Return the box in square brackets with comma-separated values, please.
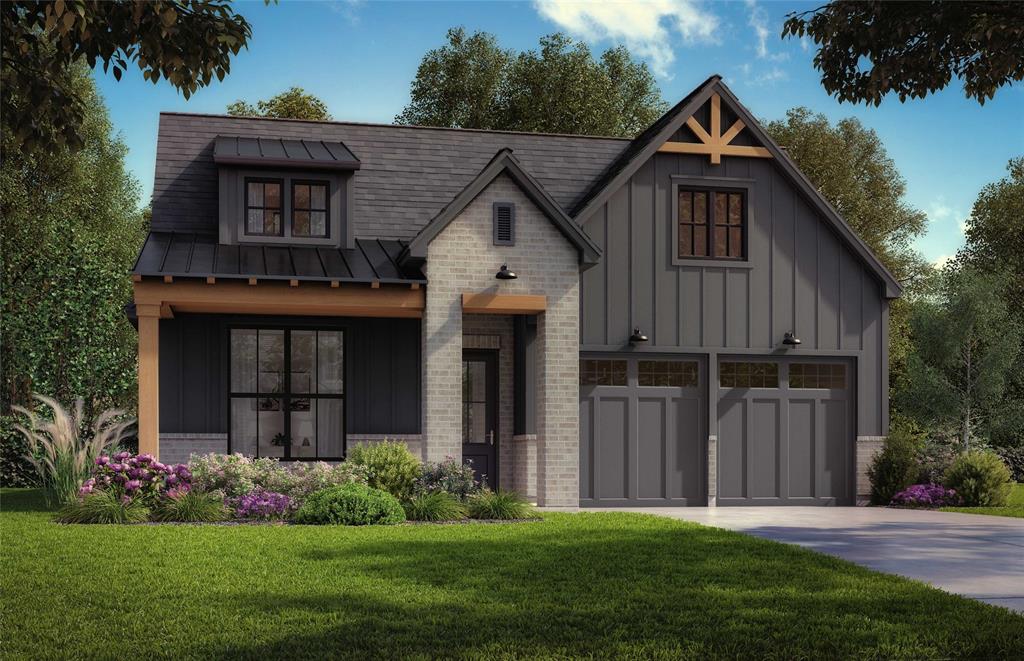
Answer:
[580, 360, 627, 386]
[790, 363, 846, 389]
[638, 360, 698, 387]
[719, 362, 778, 388]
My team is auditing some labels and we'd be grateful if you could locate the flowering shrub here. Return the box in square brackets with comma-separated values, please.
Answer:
[80, 452, 191, 505]
[188, 453, 366, 507]
[414, 457, 481, 500]
[890, 483, 960, 509]
[232, 489, 291, 521]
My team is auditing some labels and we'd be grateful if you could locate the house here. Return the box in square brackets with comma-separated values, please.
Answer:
[131, 75, 899, 507]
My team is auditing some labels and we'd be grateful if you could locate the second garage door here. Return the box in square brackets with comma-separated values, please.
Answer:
[579, 356, 705, 507]
[717, 359, 854, 506]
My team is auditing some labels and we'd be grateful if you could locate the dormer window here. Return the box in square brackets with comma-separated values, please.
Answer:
[245, 179, 283, 237]
[292, 181, 329, 238]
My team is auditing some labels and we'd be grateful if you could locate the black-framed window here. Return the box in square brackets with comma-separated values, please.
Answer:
[719, 362, 778, 388]
[291, 181, 329, 238]
[228, 327, 345, 459]
[245, 179, 284, 236]
[580, 359, 627, 386]
[638, 360, 698, 387]
[678, 188, 745, 259]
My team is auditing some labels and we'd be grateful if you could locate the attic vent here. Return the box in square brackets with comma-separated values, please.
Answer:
[493, 202, 515, 246]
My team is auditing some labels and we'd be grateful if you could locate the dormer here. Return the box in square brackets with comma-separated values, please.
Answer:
[214, 135, 360, 248]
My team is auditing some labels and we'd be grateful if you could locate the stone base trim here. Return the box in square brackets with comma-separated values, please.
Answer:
[347, 434, 423, 458]
[159, 433, 228, 465]
[856, 435, 886, 506]
[707, 434, 718, 507]
[511, 434, 538, 502]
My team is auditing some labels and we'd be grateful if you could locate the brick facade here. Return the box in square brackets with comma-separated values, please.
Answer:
[856, 436, 886, 505]
[422, 173, 580, 506]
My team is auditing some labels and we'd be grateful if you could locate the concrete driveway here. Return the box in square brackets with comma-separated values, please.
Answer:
[586, 506, 1024, 612]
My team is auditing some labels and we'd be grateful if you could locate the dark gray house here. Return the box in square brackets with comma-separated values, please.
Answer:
[132, 75, 898, 507]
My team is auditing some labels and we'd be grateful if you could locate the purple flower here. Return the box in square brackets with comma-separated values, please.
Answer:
[125, 479, 142, 492]
[175, 466, 192, 480]
[152, 462, 167, 473]
[95, 456, 110, 466]
[110, 463, 125, 473]
[112, 474, 127, 484]
[165, 474, 179, 486]
[114, 451, 130, 461]
[121, 494, 133, 505]
[891, 483, 960, 508]
[128, 468, 144, 479]
[135, 454, 153, 465]
[233, 489, 290, 520]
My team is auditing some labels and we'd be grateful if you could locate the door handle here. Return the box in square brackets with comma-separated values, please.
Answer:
[488, 430, 495, 445]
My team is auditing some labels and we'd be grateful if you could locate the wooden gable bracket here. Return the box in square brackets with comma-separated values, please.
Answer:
[657, 94, 772, 165]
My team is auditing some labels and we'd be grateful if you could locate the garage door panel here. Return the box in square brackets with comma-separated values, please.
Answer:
[671, 396, 704, 501]
[821, 398, 848, 500]
[788, 399, 815, 499]
[637, 397, 666, 499]
[579, 397, 594, 501]
[751, 398, 781, 499]
[598, 396, 630, 500]
[717, 397, 746, 500]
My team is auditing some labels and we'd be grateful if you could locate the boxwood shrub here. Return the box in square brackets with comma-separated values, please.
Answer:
[943, 450, 1013, 507]
[293, 483, 405, 525]
[346, 441, 420, 500]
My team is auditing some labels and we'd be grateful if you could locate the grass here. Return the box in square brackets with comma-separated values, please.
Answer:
[2, 488, 1022, 660]
[941, 482, 1024, 518]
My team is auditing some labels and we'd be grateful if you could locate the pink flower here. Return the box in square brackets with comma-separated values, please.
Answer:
[95, 456, 110, 466]
[125, 479, 142, 491]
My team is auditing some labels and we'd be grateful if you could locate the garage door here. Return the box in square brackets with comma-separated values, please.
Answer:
[579, 356, 705, 507]
[717, 359, 854, 506]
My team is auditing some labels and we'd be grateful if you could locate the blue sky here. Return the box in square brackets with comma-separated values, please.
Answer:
[93, 0, 1023, 266]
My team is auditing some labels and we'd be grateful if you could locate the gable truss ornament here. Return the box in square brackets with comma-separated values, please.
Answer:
[657, 93, 772, 165]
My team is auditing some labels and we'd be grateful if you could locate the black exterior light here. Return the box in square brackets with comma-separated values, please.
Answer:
[629, 327, 649, 344]
[495, 263, 517, 280]
[783, 331, 802, 346]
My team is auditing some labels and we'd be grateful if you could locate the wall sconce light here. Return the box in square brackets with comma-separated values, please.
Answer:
[629, 327, 649, 344]
[783, 331, 802, 346]
[495, 263, 517, 280]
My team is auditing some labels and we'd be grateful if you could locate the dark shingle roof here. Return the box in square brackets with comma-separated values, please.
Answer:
[133, 232, 424, 284]
[153, 114, 629, 239]
[213, 135, 360, 170]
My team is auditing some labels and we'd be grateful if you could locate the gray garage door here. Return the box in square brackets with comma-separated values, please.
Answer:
[717, 359, 854, 506]
[579, 356, 705, 507]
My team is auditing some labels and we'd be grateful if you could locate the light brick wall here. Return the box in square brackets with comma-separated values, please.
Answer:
[423, 173, 580, 506]
[856, 435, 886, 505]
[512, 434, 538, 502]
[464, 316, 514, 489]
[159, 433, 228, 465]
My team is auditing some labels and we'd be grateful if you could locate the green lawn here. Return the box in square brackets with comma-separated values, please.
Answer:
[2, 489, 1022, 660]
[941, 483, 1024, 518]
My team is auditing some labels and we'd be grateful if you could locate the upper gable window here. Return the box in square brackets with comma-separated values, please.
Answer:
[292, 181, 329, 238]
[677, 188, 745, 260]
[245, 179, 283, 237]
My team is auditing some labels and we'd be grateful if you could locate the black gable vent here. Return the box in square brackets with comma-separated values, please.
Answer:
[493, 202, 515, 246]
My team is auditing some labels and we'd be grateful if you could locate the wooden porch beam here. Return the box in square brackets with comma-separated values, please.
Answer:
[462, 292, 546, 315]
[656, 142, 772, 159]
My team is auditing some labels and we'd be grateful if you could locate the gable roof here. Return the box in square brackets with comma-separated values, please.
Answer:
[571, 75, 903, 299]
[402, 149, 602, 266]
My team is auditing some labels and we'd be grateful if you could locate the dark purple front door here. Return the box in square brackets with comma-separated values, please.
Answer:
[462, 350, 497, 490]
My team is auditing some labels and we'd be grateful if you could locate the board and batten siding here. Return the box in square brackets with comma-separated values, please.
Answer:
[579, 152, 889, 437]
[159, 314, 421, 436]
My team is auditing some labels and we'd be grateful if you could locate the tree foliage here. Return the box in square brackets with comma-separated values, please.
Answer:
[396, 28, 667, 137]
[227, 87, 331, 120]
[1, 0, 254, 153]
[782, 1, 1024, 105]
[1, 62, 145, 419]
[896, 267, 1021, 449]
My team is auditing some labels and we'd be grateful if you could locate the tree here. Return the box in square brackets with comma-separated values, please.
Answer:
[896, 267, 1021, 450]
[396, 28, 667, 137]
[782, 2, 1024, 105]
[1, 0, 254, 153]
[1, 62, 145, 418]
[764, 108, 931, 393]
[956, 158, 1024, 446]
[227, 87, 331, 120]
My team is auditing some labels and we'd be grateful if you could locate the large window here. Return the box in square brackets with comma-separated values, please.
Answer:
[292, 181, 329, 238]
[229, 328, 344, 459]
[677, 188, 745, 259]
[245, 179, 283, 236]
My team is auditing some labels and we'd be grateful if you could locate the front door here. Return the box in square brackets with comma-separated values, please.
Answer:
[462, 350, 497, 490]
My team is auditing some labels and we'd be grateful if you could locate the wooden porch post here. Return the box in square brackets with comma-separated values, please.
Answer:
[136, 303, 161, 459]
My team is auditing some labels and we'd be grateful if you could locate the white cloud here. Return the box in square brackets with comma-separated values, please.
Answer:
[534, 0, 720, 78]
[800, 37, 811, 52]
[932, 254, 954, 270]
[327, 0, 363, 26]
[745, 0, 788, 61]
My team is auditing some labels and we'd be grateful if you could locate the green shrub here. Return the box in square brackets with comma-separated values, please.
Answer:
[468, 490, 535, 520]
[346, 441, 420, 500]
[943, 450, 1013, 506]
[292, 483, 405, 525]
[414, 458, 481, 500]
[403, 492, 468, 522]
[994, 445, 1024, 483]
[0, 415, 37, 488]
[867, 424, 922, 506]
[152, 490, 228, 523]
[55, 489, 149, 524]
